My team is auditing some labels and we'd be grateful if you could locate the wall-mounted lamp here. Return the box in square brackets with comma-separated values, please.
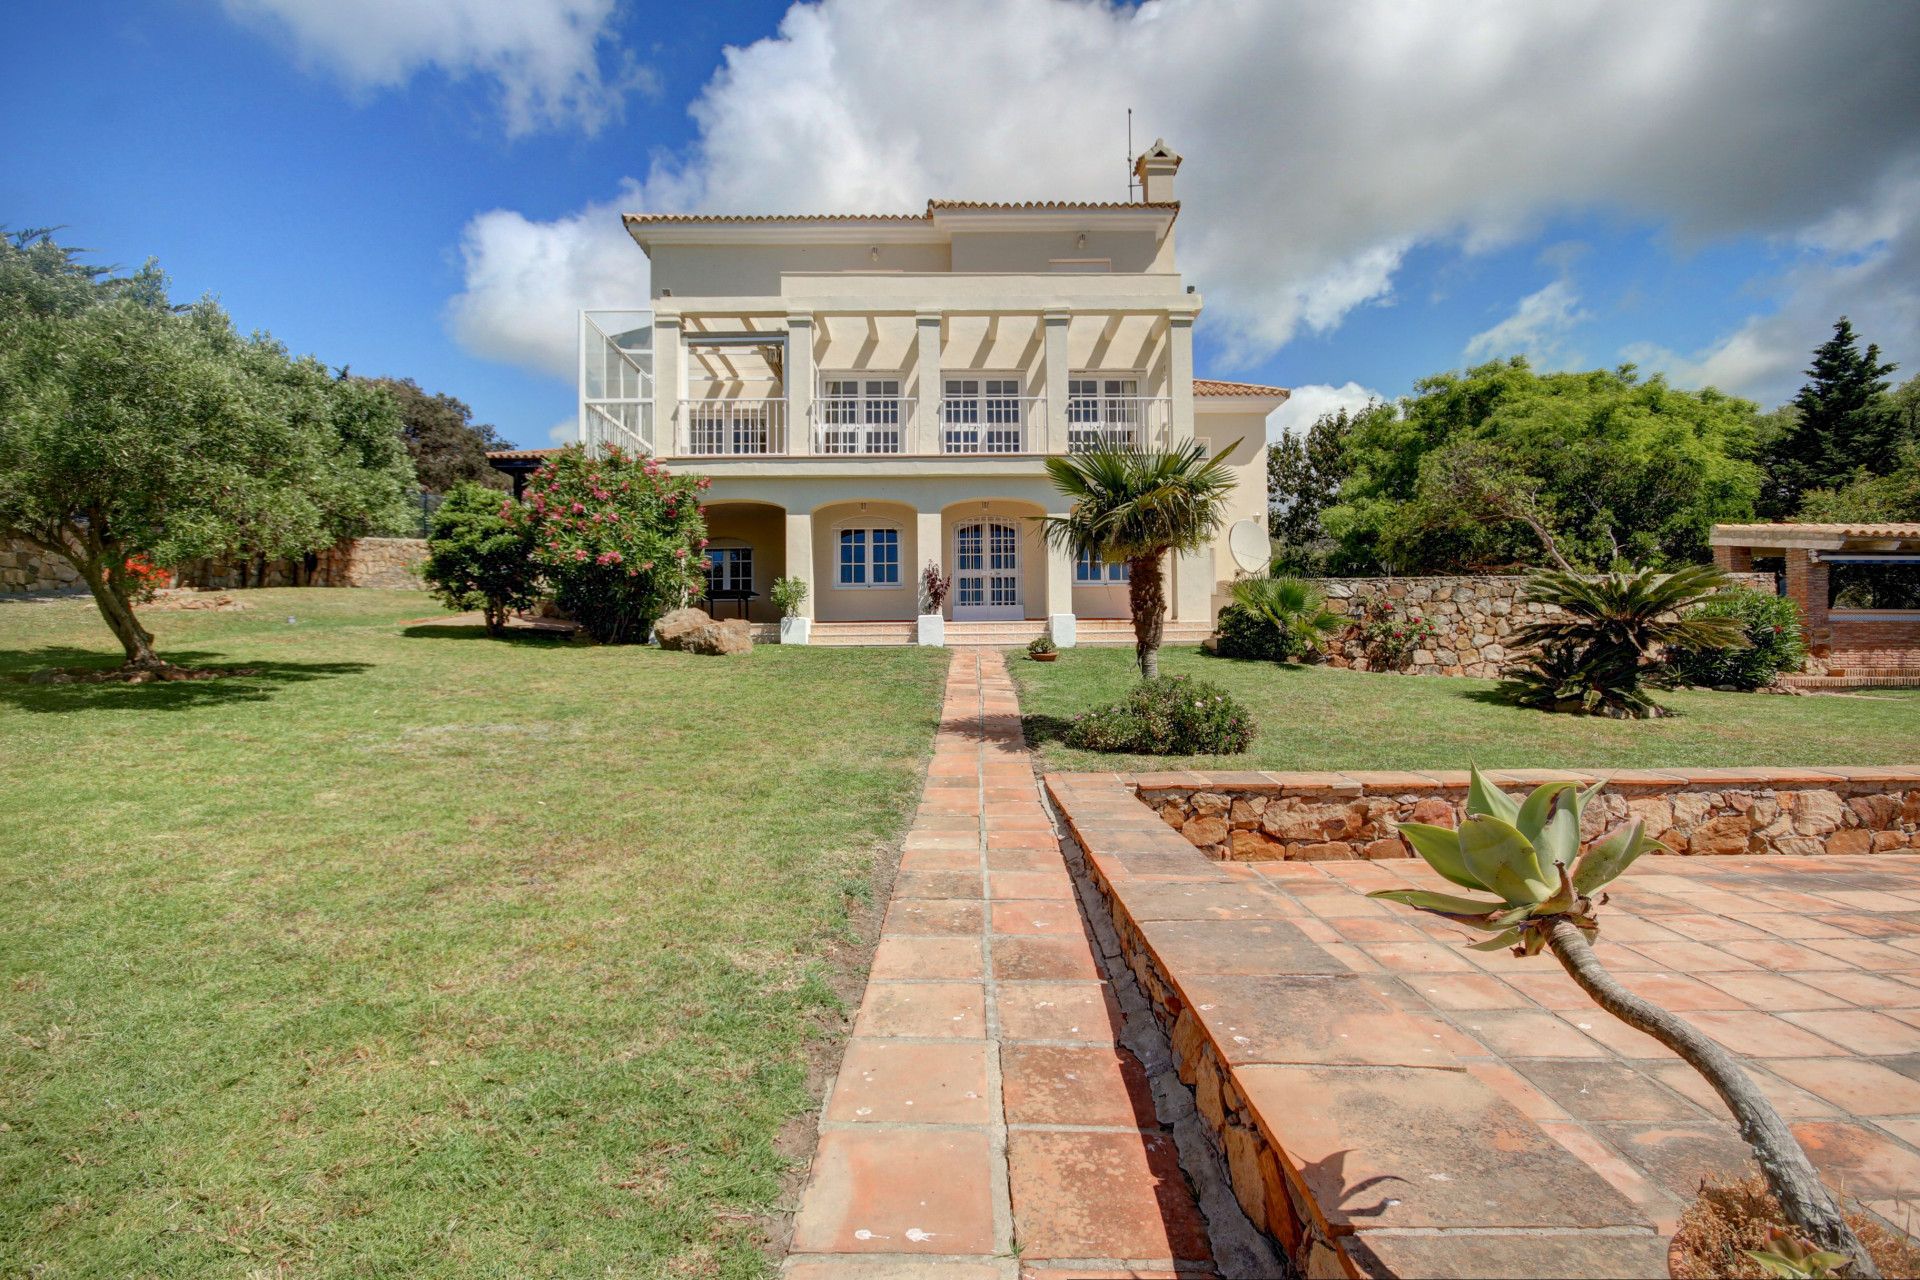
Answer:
[661, 288, 673, 297]
[860, 501, 868, 512]
[1076, 232, 1087, 250]
[869, 246, 880, 263]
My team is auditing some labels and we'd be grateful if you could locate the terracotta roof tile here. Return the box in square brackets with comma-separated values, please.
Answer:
[1713, 522, 1920, 538]
[1193, 377, 1290, 399]
[486, 447, 564, 462]
[624, 199, 1180, 227]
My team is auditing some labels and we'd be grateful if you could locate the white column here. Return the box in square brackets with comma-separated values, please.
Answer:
[785, 509, 815, 631]
[915, 313, 942, 455]
[1044, 513, 1076, 648]
[1168, 313, 1195, 447]
[1042, 310, 1070, 454]
[786, 313, 814, 456]
[654, 315, 682, 455]
[916, 508, 945, 645]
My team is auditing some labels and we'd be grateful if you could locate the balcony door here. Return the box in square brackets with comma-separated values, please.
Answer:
[952, 520, 1022, 621]
[818, 377, 904, 454]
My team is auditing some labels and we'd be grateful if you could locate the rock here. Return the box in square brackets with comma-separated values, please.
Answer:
[1190, 791, 1231, 817]
[1827, 828, 1874, 855]
[1410, 797, 1455, 825]
[1159, 802, 1188, 829]
[1627, 797, 1675, 839]
[1294, 841, 1357, 861]
[655, 608, 752, 655]
[1671, 791, 1714, 828]
[1688, 815, 1751, 856]
[1361, 838, 1406, 860]
[654, 607, 709, 647]
[1182, 815, 1230, 848]
[1228, 828, 1285, 861]
[1787, 789, 1845, 836]
[1228, 796, 1268, 824]
[1226, 1124, 1268, 1225]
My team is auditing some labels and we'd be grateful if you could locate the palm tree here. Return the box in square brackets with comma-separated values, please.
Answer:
[1229, 576, 1342, 659]
[1038, 442, 1237, 679]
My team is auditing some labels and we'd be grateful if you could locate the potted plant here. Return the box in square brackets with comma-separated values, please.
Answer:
[1371, 766, 1880, 1277]
[1026, 635, 1058, 662]
[771, 575, 809, 645]
[918, 562, 950, 647]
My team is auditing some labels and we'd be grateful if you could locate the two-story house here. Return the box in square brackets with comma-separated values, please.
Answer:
[517, 141, 1286, 646]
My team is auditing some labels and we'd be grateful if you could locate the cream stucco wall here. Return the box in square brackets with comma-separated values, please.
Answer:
[703, 501, 786, 623]
[1193, 405, 1273, 610]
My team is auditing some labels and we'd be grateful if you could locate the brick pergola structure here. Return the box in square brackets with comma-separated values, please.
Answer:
[1712, 522, 1920, 676]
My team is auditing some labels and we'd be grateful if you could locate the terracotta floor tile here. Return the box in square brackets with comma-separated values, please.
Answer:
[1353, 940, 1481, 973]
[853, 983, 987, 1039]
[1595, 1122, 1758, 1201]
[898, 847, 982, 872]
[1683, 1008, 1850, 1058]
[1644, 1060, 1840, 1121]
[1346, 1231, 1671, 1280]
[1453, 1009, 1610, 1058]
[1001, 1043, 1157, 1128]
[1536, 1120, 1687, 1236]
[1792, 1121, 1920, 1200]
[990, 901, 1084, 936]
[789, 1127, 998, 1254]
[1515, 1060, 1701, 1122]
[1110, 880, 1295, 923]
[894, 870, 985, 900]
[1502, 968, 1600, 1009]
[1616, 971, 1747, 1011]
[785, 1260, 1002, 1280]
[868, 933, 983, 980]
[1779, 1009, 1920, 1056]
[882, 899, 986, 937]
[826, 1040, 992, 1125]
[996, 981, 1125, 1043]
[992, 935, 1102, 981]
[1395, 971, 1538, 1010]
[1555, 1010, 1678, 1061]
[1182, 973, 1469, 1068]
[1007, 1129, 1211, 1263]
[989, 870, 1078, 900]
[1696, 972, 1853, 1011]
[1465, 1061, 1570, 1123]
[1721, 939, 1854, 972]
[1817, 970, 1920, 1008]
[1768, 1056, 1920, 1116]
[1134, 918, 1344, 977]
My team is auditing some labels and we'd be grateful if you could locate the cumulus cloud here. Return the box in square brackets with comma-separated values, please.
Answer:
[1464, 278, 1586, 365]
[448, 0, 1920, 390]
[1267, 382, 1384, 442]
[221, 0, 647, 135]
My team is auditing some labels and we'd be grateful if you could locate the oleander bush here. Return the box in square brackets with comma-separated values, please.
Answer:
[1668, 587, 1807, 690]
[1064, 674, 1254, 755]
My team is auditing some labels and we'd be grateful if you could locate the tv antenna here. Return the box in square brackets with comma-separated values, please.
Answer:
[1126, 108, 1137, 201]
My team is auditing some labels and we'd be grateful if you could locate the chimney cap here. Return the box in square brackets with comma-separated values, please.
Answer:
[1138, 138, 1182, 166]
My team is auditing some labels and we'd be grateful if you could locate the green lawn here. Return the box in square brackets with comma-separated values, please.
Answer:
[0, 591, 949, 1279]
[1012, 645, 1920, 772]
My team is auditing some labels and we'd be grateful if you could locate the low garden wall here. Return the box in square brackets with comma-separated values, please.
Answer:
[173, 538, 427, 590]
[1136, 767, 1920, 861]
[1310, 573, 1775, 677]
[0, 538, 83, 594]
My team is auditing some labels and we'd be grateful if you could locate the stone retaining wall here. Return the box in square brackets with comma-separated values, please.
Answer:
[0, 539, 83, 594]
[1134, 767, 1920, 862]
[1311, 573, 1775, 677]
[174, 538, 426, 590]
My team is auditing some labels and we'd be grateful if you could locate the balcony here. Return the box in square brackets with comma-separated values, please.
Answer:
[679, 399, 788, 456]
[812, 393, 912, 455]
[939, 393, 1045, 454]
[1066, 395, 1171, 452]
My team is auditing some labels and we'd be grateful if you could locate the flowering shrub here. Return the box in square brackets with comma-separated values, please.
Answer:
[1668, 587, 1806, 690]
[119, 554, 169, 604]
[423, 481, 538, 634]
[511, 445, 709, 644]
[1064, 675, 1254, 755]
[1359, 600, 1441, 669]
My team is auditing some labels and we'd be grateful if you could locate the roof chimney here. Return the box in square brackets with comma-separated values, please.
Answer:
[1134, 138, 1182, 204]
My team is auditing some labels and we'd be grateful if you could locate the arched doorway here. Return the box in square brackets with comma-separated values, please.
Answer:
[952, 519, 1022, 620]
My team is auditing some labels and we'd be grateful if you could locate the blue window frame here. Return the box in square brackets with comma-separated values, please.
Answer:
[1075, 549, 1130, 583]
[837, 526, 900, 588]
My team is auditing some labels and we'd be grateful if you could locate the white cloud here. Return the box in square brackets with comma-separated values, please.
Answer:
[447, 0, 1920, 389]
[221, 0, 646, 135]
[1267, 382, 1384, 442]
[1464, 278, 1585, 365]
[445, 185, 651, 379]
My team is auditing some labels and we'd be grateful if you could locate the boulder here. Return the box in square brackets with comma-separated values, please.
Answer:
[655, 607, 753, 656]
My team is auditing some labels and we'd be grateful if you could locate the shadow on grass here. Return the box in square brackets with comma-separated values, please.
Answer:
[400, 624, 572, 645]
[0, 648, 372, 713]
[1022, 713, 1077, 749]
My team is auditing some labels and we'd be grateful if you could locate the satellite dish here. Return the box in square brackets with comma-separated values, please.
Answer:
[1228, 520, 1271, 575]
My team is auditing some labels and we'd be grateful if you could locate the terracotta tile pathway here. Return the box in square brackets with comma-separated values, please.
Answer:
[785, 649, 1215, 1279]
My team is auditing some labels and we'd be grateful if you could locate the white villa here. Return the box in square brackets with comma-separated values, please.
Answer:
[505, 141, 1286, 646]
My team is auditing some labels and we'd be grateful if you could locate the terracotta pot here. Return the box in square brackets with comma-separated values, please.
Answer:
[1029, 651, 1058, 662]
[1667, 1231, 1683, 1278]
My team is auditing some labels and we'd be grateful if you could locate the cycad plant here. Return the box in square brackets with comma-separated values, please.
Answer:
[1038, 442, 1238, 679]
[1372, 767, 1877, 1277]
[1501, 563, 1746, 717]
[1227, 576, 1342, 660]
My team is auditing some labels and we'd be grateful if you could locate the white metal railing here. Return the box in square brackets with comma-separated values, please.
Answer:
[1066, 395, 1172, 453]
[679, 398, 786, 456]
[939, 394, 1044, 454]
[812, 394, 913, 455]
[580, 310, 655, 455]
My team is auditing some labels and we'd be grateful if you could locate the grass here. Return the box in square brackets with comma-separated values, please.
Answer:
[0, 590, 950, 1279]
[1011, 645, 1920, 772]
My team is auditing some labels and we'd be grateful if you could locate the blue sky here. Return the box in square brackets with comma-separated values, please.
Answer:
[8, 0, 1919, 449]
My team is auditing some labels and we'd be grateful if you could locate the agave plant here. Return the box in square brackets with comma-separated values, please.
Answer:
[1373, 766, 1878, 1277]
[1227, 576, 1342, 660]
[1501, 563, 1747, 718]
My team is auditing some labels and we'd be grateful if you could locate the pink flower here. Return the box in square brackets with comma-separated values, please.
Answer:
[696, 537, 709, 549]
[571, 503, 585, 515]
[641, 560, 654, 571]
[697, 477, 712, 490]
[596, 550, 622, 566]
[697, 505, 708, 517]
[573, 548, 589, 561]
[673, 547, 688, 559]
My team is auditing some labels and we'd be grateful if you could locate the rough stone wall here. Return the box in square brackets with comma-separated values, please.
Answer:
[1311, 573, 1775, 678]
[174, 538, 425, 591]
[0, 539, 83, 594]
[1141, 769, 1920, 862]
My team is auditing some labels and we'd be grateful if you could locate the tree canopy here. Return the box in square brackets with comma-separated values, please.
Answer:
[1763, 318, 1902, 516]
[368, 376, 511, 494]
[0, 229, 416, 667]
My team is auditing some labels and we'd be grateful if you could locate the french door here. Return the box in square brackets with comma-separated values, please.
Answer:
[952, 521, 1022, 620]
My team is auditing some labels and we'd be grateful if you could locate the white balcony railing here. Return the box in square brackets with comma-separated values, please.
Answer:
[1065, 395, 1172, 453]
[680, 398, 786, 456]
[939, 394, 1044, 454]
[812, 394, 913, 455]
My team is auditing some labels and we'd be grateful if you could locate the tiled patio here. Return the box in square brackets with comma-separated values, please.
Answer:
[785, 650, 1215, 1279]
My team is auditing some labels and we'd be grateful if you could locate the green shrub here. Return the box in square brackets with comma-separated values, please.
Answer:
[1214, 576, 1340, 662]
[422, 482, 537, 634]
[1668, 588, 1806, 690]
[1064, 675, 1254, 755]
[514, 446, 709, 644]
[770, 575, 808, 618]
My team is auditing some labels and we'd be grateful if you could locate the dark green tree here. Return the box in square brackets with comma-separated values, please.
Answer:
[1267, 406, 1361, 573]
[1764, 318, 1901, 516]
[366, 376, 511, 494]
[423, 482, 537, 634]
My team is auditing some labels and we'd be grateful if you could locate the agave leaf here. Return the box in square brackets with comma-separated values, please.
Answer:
[1533, 805, 1581, 874]
[1395, 822, 1486, 891]
[1467, 929, 1522, 952]
[1466, 765, 1521, 825]
[1574, 776, 1608, 822]
[1367, 888, 1505, 921]
[1535, 862, 1578, 916]
[1573, 818, 1659, 895]
[1459, 816, 1552, 904]
[1514, 781, 1575, 844]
